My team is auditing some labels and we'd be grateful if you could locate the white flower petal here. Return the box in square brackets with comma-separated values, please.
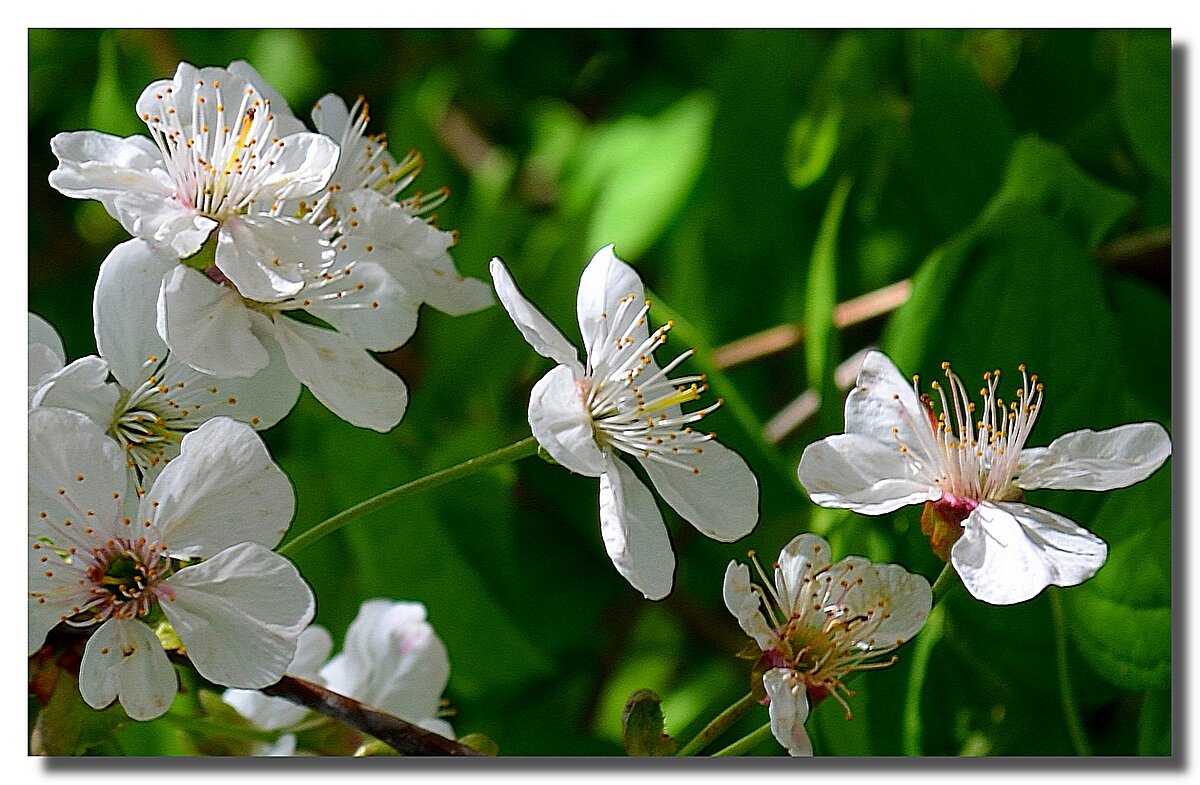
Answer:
[157, 265, 271, 378]
[93, 239, 176, 388]
[162, 543, 315, 689]
[215, 216, 323, 301]
[48, 131, 173, 226]
[30, 355, 120, 427]
[762, 667, 813, 757]
[797, 433, 936, 515]
[722, 562, 775, 650]
[598, 454, 675, 600]
[156, 345, 301, 436]
[29, 312, 65, 378]
[328, 601, 450, 724]
[863, 563, 932, 646]
[29, 539, 88, 655]
[843, 350, 940, 462]
[311, 92, 352, 139]
[260, 132, 340, 201]
[272, 316, 407, 432]
[79, 618, 177, 721]
[417, 718, 456, 740]
[489, 257, 580, 370]
[140, 417, 294, 556]
[135, 198, 216, 259]
[576, 245, 648, 358]
[28, 408, 126, 544]
[638, 437, 759, 541]
[227, 60, 308, 137]
[951, 501, 1108, 605]
[528, 364, 605, 477]
[338, 194, 493, 317]
[1017, 422, 1172, 492]
[774, 533, 833, 612]
[327, 600, 429, 685]
[224, 625, 332, 731]
[304, 260, 417, 352]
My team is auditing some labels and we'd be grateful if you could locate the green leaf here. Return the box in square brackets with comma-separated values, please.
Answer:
[31, 668, 127, 755]
[986, 135, 1135, 249]
[1063, 470, 1171, 691]
[583, 92, 716, 259]
[247, 29, 321, 106]
[622, 689, 678, 756]
[910, 30, 1016, 233]
[458, 733, 501, 756]
[804, 175, 853, 395]
[786, 105, 843, 190]
[1107, 276, 1173, 422]
[1117, 30, 1171, 183]
[88, 31, 140, 136]
[884, 203, 1126, 437]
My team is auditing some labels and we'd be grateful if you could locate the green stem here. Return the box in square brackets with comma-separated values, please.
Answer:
[930, 563, 961, 607]
[675, 692, 758, 756]
[712, 721, 774, 757]
[1049, 588, 1092, 755]
[900, 603, 945, 755]
[278, 436, 540, 557]
[158, 714, 283, 744]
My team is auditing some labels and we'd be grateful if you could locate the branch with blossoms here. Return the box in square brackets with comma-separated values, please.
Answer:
[29, 49, 1173, 759]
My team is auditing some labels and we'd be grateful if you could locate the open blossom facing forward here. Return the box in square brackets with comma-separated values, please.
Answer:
[49, 61, 336, 276]
[724, 534, 931, 756]
[224, 599, 453, 754]
[797, 351, 1172, 605]
[491, 246, 759, 600]
[49, 61, 490, 432]
[29, 244, 297, 490]
[29, 409, 314, 721]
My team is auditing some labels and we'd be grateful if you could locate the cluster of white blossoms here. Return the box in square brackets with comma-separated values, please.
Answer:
[31, 60, 478, 740]
[49, 61, 491, 433]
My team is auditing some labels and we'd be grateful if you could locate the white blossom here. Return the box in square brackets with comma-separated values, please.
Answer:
[29, 409, 314, 721]
[29, 242, 298, 491]
[796, 351, 1172, 604]
[48, 62, 419, 431]
[302, 94, 493, 318]
[49, 61, 335, 280]
[491, 246, 759, 600]
[223, 598, 453, 754]
[723, 533, 931, 756]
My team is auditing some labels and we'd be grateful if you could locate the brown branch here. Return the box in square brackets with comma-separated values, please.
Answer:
[1094, 226, 1171, 268]
[710, 279, 912, 370]
[162, 646, 479, 756]
[41, 618, 482, 756]
[257, 673, 482, 756]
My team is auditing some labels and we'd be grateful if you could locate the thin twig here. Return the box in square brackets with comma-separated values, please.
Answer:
[1093, 226, 1171, 269]
[762, 347, 873, 444]
[710, 279, 912, 370]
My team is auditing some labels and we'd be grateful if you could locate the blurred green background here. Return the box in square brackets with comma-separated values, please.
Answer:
[28, 29, 1172, 756]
